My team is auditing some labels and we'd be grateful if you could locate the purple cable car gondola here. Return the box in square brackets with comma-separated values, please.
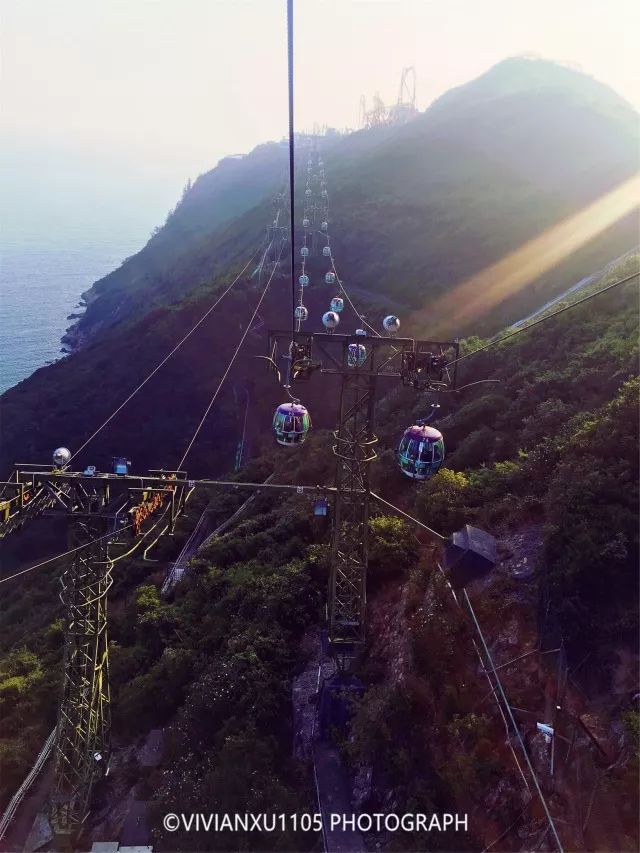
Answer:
[398, 424, 444, 480]
[273, 402, 312, 447]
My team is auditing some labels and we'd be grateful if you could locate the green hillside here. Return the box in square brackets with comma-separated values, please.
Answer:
[0, 56, 638, 851]
[68, 56, 638, 347]
[1, 255, 637, 849]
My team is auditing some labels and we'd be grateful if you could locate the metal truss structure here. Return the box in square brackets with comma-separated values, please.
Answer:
[268, 330, 458, 667]
[50, 519, 112, 846]
[0, 327, 460, 836]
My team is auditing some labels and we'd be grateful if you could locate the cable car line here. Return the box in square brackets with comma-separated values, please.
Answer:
[369, 493, 564, 851]
[286, 0, 296, 347]
[370, 491, 446, 542]
[438, 378, 501, 393]
[0, 523, 134, 586]
[449, 270, 639, 368]
[68, 247, 264, 464]
[463, 587, 564, 853]
[178, 238, 285, 469]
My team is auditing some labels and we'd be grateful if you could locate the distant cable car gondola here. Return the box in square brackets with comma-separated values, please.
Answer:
[322, 311, 340, 331]
[322, 246, 331, 257]
[348, 343, 367, 367]
[321, 221, 328, 231]
[302, 218, 310, 228]
[301, 247, 309, 258]
[383, 315, 401, 334]
[305, 188, 312, 197]
[273, 402, 311, 447]
[52, 447, 72, 470]
[299, 274, 310, 287]
[313, 497, 329, 517]
[330, 296, 344, 313]
[398, 424, 444, 480]
[325, 272, 336, 285]
[294, 305, 308, 321]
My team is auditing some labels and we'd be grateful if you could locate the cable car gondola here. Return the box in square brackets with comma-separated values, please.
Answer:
[52, 447, 71, 470]
[398, 424, 444, 480]
[273, 402, 311, 447]
[383, 315, 401, 334]
[325, 272, 336, 285]
[330, 296, 344, 313]
[348, 343, 367, 368]
[322, 311, 340, 331]
[299, 274, 309, 287]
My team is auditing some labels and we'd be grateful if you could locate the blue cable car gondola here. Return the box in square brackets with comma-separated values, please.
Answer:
[330, 296, 344, 313]
[325, 272, 336, 285]
[398, 424, 444, 480]
[322, 246, 331, 257]
[273, 402, 311, 447]
[301, 247, 309, 258]
[348, 343, 367, 367]
[299, 274, 309, 287]
[313, 497, 329, 517]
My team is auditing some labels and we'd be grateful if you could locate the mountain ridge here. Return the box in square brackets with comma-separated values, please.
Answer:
[63, 56, 639, 349]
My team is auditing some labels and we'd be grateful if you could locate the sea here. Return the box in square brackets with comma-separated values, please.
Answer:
[0, 151, 182, 394]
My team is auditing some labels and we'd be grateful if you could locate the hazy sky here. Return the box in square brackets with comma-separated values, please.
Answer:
[2, 0, 639, 188]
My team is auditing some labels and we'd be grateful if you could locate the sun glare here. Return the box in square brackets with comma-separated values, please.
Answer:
[421, 172, 640, 336]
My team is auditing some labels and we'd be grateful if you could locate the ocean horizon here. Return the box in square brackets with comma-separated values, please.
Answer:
[0, 150, 184, 394]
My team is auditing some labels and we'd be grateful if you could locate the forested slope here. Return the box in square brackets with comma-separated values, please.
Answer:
[68, 56, 639, 346]
[0, 55, 638, 852]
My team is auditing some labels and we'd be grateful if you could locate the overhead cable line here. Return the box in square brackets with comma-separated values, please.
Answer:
[0, 523, 134, 586]
[449, 271, 639, 368]
[463, 588, 564, 853]
[369, 494, 564, 851]
[370, 491, 445, 542]
[287, 0, 296, 344]
[69, 248, 262, 463]
[178, 239, 285, 469]
[331, 264, 381, 337]
[317, 150, 380, 337]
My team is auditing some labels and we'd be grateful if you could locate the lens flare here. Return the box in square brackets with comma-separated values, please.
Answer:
[420, 173, 640, 335]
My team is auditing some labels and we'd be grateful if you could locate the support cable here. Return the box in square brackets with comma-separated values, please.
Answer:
[449, 271, 639, 368]
[368, 494, 564, 851]
[370, 491, 445, 542]
[463, 588, 564, 853]
[69, 248, 262, 463]
[315, 143, 380, 337]
[286, 0, 296, 343]
[178, 240, 285, 469]
[0, 523, 134, 585]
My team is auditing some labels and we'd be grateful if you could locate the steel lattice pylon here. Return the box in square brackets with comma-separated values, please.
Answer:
[50, 519, 113, 845]
[328, 368, 377, 661]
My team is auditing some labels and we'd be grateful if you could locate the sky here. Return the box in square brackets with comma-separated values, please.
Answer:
[2, 0, 639, 192]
